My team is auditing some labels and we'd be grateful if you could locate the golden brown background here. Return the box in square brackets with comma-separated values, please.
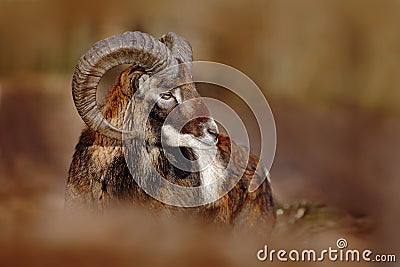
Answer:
[0, 0, 399, 266]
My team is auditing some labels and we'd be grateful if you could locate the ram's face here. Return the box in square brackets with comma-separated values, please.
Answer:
[135, 63, 219, 149]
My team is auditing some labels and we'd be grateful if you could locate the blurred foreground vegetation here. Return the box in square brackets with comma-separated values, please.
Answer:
[0, 1, 399, 264]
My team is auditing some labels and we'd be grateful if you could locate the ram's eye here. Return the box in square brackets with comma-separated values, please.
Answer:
[160, 92, 173, 100]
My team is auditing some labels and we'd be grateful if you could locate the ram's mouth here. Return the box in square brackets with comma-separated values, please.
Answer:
[196, 137, 218, 146]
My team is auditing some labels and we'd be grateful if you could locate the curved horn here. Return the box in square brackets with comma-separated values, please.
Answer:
[159, 32, 193, 63]
[72, 31, 177, 140]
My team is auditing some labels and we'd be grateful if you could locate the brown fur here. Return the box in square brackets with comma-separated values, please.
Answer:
[66, 65, 275, 231]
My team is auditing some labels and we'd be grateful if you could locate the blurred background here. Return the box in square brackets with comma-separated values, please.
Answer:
[0, 0, 399, 266]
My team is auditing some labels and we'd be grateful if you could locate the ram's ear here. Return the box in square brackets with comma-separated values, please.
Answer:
[118, 67, 145, 96]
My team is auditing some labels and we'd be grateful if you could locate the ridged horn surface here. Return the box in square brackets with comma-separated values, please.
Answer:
[160, 32, 193, 63]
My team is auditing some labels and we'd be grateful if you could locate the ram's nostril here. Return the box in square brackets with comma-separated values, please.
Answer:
[207, 128, 218, 139]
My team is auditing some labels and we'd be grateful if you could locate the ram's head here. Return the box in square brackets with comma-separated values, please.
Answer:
[72, 31, 218, 152]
